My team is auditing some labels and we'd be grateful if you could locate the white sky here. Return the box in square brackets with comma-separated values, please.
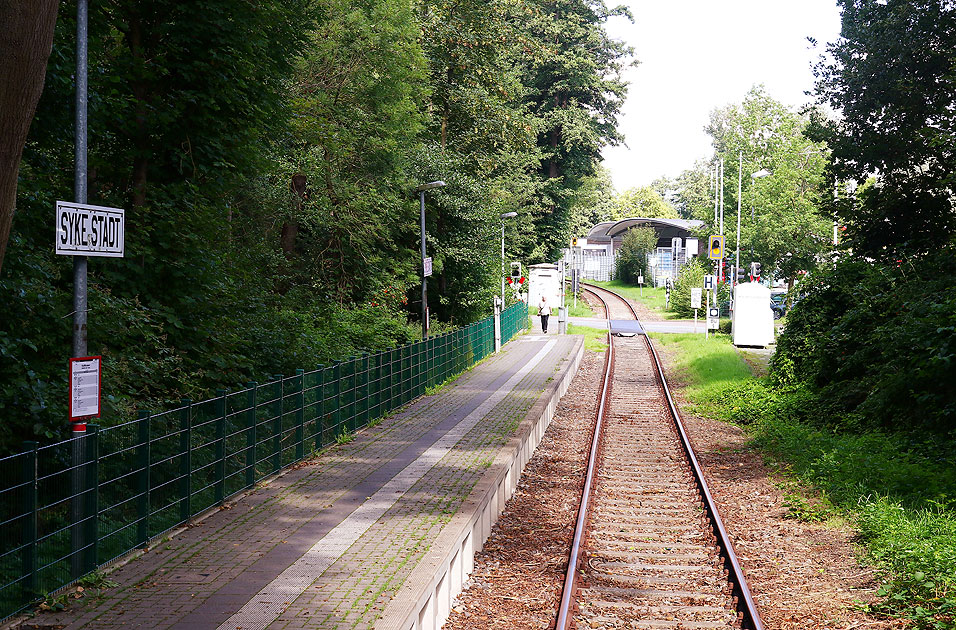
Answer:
[601, 0, 843, 191]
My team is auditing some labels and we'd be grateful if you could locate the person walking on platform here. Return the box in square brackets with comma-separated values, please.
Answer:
[538, 295, 551, 333]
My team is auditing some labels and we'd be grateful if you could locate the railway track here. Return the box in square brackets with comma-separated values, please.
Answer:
[556, 283, 763, 630]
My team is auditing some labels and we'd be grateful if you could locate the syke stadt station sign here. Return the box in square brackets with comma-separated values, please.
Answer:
[55, 200, 125, 257]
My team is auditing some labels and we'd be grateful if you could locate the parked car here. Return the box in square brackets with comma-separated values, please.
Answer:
[770, 293, 787, 319]
[770, 293, 804, 319]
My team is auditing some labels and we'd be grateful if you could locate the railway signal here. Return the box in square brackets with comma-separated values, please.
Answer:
[708, 235, 724, 260]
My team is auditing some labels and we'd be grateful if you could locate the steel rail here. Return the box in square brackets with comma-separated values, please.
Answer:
[554, 287, 614, 630]
[574, 282, 766, 630]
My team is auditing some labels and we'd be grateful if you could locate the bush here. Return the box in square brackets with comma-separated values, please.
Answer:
[669, 258, 708, 317]
[614, 227, 656, 284]
[770, 247, 956, 436]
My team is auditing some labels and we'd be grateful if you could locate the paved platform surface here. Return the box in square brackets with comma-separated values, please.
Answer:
[24, 334, 581, 630]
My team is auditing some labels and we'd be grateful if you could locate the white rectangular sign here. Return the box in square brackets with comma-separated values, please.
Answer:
[70, 356, 101, 420]
[704, 274, 716, 290]
[691, 288, 702, 309]
[707, 306, 720, 330]
[423, 257, 433, 277]
[686, 238, 698, 257]
[55, 201, 125, 257]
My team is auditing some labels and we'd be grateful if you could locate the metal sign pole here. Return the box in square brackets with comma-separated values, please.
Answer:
[419, 190, 427, 339]
[71, 0, 89, 580]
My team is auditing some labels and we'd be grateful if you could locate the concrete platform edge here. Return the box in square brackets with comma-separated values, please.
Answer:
[376, 335, 585, 630]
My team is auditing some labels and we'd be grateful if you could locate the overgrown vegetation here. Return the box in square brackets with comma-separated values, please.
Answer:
[655, 331, 956, 628]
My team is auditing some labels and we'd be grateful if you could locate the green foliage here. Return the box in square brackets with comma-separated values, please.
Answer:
[521, 0, 633, 260]
[565, 292, 596, 317]
[668, 258, 707, 317]
[1, 0, 632, 453]
[612, 186, 679, 220]
[614, 227, 656, 284]
[705, 85, 832, 284]
[770, 248, 956, 436]
[810, 0, 956, 261]
[655, 160, 714, 222]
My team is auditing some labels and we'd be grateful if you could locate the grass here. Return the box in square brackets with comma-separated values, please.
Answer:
[648, 332, 751, 406]
[567, 323, 608, 353]
[565, 292, 596, 317]
[654, 332, 956, 628]
[588, 280, 683, 319]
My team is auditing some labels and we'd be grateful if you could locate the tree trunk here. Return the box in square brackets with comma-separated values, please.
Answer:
[127, 14, 149, 212]
[0, 0, 60, 275]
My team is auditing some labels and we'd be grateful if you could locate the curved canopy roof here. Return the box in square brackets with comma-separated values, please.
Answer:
[587, 217, 705, 240]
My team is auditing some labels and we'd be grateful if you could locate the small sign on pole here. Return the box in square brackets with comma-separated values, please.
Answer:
[704, 274, 716, 290]
[423, 257, 433, 277]
[690, 287, 702, 309]
[707, 306, 720, 330]
[69, 356, 101, 422]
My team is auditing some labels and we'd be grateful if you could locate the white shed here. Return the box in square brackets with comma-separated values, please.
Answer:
[732, 282, 774, 347]
[528, 263, 560, 316]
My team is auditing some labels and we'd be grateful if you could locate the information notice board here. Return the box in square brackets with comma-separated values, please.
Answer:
[69, 356, 101, 421]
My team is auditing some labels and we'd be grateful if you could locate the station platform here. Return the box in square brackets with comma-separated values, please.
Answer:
[22, 332, 583, 630]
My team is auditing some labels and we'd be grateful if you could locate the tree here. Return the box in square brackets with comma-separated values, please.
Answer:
[810, 0, 956, 260]
[0, 0, 59, 275]
[268, 0, 428, 301]
[612, 186, 678, 219]
[668, 160, 715, 222]
[614, 226, 656, 283]
[706, 86, 831, 287]
[521, 0, 633, 259]
[567, 166, 616, 235]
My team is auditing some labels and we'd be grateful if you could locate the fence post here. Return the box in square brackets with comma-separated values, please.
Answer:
[371, 353, 381, 421]
[179, 399, 192, 523]
[272, 375, 283, 473]
[245, 384, 257, 488]
[360, 354, 369, 429]
[21, 441, 38, 598]
[402, 346, 411, 404]
[295, 369, 305, 461]
[85, 424, 99, 572]
[313, 369, 324, 452]
[331, 363, 341, 437]
[215, 390, 227, 505]
[136, 410, 151, 547]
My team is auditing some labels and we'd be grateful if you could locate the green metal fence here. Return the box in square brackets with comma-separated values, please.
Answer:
[0, 302, 527, 621]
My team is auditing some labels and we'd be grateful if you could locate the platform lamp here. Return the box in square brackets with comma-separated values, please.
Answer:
[416, 181, 445, 338]
[735, 156, 771, 289]
[500, 212, 518, 309]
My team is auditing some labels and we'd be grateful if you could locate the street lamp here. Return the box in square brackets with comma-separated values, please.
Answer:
[735, 154, 771, 289]
[499, 212, 518, 309]
[416, 180, 445, 338]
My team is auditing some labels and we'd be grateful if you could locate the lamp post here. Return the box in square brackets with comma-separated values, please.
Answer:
[499, 212, 517, 309]
[416, 181, 445, 338]
[735, 161, 771, 288]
